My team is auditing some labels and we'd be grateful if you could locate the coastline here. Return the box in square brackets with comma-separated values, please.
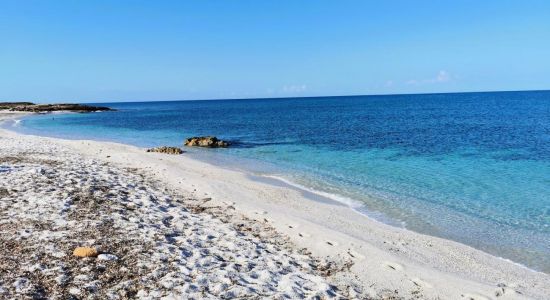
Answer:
[1, 112, 549, 299]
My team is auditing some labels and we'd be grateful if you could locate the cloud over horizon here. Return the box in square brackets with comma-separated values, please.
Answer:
[406, 70, 453, 86]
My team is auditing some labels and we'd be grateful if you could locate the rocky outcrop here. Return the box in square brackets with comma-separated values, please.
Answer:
[0, 102, 113, 112]
[146, 146, 184, 155]
[0, 102, 34, 110]
[184, 136, 229, 148]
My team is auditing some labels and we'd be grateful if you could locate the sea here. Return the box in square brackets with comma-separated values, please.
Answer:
[4, 90, 549, 273]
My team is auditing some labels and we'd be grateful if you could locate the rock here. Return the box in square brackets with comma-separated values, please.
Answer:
[73, 247, 98, 257]
[97, 254, 118, 261]
[146, 146, 183, 155]
[184, 136, 229, 148]
[55, 274, 70, 285]
[0, 188, 9, 198]
[13, 277, 31, 293]
[1, 102, 113, 112]
[68, 287, 81, 295]
[0, 102, 34, 110]
[73, 274, 90, 282]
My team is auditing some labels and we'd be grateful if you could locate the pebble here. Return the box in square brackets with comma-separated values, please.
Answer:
[55, 274, 69, 285]
[73, 247, 98, 257]
[97, 254, 119, 261]
[69, 287, 80, 295]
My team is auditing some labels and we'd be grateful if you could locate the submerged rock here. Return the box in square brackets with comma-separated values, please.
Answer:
[184, 136, 229, 148]
[146, 146, 184, 155]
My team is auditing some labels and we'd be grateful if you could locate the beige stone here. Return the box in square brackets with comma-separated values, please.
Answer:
[73, 247, 98, 257]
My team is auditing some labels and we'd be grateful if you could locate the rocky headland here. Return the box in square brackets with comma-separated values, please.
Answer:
[0, 102, 113, 113]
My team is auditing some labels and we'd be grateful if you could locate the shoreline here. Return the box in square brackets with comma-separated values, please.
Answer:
[6, 112, 547, 274]
[250, 174, 549, 276]
[251, 172, 549, 271]
[1, 113, 549, 299]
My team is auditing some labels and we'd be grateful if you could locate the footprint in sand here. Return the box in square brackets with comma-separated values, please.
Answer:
[494, 286, 520, 298]
[222, 201, 236, 210]
[287, 223, 299, 229]
[411, 278, 432, 289]
[346, 249, 365, 260]
[383, 261, 404, 271]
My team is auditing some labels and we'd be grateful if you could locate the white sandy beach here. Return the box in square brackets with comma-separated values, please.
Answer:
[1, 112, 549, 299]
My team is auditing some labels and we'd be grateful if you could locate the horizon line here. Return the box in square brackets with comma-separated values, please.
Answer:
[3, 88, 549, 105]
[87, 88, 550, 104]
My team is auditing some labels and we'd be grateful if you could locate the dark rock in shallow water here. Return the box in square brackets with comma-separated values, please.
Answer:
[184, 136, 229, 148]
[146, 146, 184, 155]
[0, 102, 113, 112]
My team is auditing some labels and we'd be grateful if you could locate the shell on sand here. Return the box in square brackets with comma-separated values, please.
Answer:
[73, 247, 98, 257]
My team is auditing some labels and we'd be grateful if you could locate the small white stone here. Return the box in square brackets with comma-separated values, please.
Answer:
[74, 274, 90, 282]
[55, 274, 69, 285]
[26, 263, 44, 272]
[136, 289, 148, 297]
[69, 287, 80, 295]
[97, 254, 119, 261]
[19, 229, 32, 238]
[13, 277, 30, 293]
[80, 266, 92, 272]
[50, 251, 65, 258]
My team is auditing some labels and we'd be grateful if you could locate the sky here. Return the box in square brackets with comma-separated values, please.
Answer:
[1, 0, 549, 103]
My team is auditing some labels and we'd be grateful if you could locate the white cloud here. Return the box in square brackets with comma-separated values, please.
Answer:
[281, 84, 307, 93]
[407, 70, 453, 85]
[435, 70, 451, 82]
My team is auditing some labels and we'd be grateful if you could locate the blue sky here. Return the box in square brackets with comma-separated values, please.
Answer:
[1, 1, 549, 102]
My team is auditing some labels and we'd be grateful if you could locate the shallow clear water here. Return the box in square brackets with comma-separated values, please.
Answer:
[5, 91, 550, 272]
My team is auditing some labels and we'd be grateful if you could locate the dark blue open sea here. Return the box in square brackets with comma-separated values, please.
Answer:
[5, 91, 550, 272]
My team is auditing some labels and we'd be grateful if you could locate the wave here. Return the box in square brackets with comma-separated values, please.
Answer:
[258, 173, 406, 228]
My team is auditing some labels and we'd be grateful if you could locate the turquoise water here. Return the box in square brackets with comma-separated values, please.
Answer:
[5, 91, 550, 272]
